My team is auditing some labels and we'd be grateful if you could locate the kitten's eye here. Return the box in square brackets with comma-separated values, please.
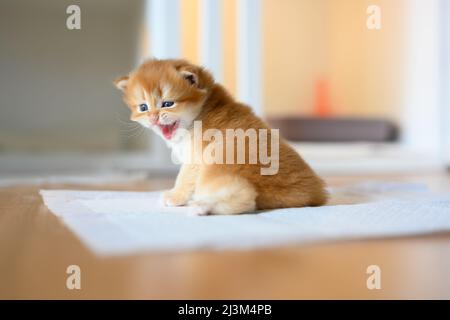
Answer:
[161, 101, 175, 108]
[138, 103, 149, 112]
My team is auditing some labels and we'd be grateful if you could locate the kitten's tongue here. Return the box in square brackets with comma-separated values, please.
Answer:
[159, 122, 179, 139]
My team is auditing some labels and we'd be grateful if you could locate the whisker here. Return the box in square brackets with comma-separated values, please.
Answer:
[115, 113, 136, 126]
[120, 127, 141, 133]
[115, 111, 149, 140]
[121, 126, 146, 139]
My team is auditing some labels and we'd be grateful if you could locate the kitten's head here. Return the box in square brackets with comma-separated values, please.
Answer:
[114, 59, 213, 140]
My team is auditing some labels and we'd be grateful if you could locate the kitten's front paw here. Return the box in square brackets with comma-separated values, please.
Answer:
[162, 189, 189, 207]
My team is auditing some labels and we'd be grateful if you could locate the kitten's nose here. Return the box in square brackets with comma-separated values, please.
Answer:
[148, 113, 158, 125]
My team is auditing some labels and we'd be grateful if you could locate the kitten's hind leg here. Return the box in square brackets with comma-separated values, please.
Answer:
[189, 170, 257, 215]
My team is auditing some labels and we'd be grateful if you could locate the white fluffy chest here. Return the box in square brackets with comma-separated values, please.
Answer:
[166, 130, 192, 164]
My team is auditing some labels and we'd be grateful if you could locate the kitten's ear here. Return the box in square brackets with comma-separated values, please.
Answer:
[174, 60, 214, 89]
[180, 70, 198, 86]
[114, 75, 129, 92]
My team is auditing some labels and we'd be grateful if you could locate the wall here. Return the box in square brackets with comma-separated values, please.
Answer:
[178, 0, 408, 121]
[262, 0, 330, 116]
[0, 0, 143, 152]
[263, 0, 407, 120]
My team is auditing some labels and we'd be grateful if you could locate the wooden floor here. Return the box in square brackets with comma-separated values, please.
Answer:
[1, 172, 449, 299]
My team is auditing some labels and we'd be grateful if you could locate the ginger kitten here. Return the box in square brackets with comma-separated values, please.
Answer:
[114, 59, 327, 215]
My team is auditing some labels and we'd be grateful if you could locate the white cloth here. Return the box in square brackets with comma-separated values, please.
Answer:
[40, 182, 450, 256]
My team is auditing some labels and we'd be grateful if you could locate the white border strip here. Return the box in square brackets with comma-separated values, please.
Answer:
[402, 0, 441, 155]
[440, 0, 450, 165]
[199, 0, 223, 81]
[237, 0, 262, 116]
[148, 0, 181, 59]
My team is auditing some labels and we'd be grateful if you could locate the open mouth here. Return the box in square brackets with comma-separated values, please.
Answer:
[158, 121, 180, 140]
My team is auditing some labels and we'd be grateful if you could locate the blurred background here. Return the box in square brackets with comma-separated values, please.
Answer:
[0, 0, 449, 182]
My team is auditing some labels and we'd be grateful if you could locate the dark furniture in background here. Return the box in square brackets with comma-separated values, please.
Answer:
[267, 117, 399, 142]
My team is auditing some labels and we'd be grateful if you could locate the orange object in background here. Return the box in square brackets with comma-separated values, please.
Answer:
[313, 78, 332, 117]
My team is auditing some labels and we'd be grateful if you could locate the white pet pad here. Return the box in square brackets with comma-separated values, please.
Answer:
[40, 182, 450, 256]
